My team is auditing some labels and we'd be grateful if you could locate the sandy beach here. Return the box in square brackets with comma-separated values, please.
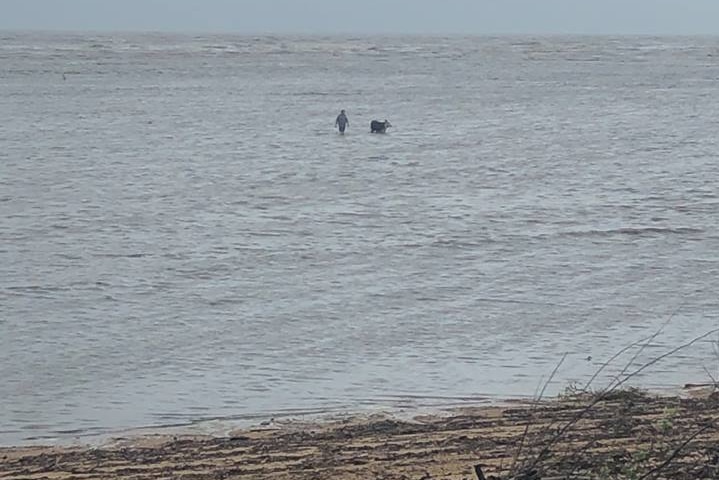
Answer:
[2, 388, 718, 480]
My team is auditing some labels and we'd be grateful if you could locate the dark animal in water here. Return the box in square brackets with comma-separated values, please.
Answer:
[370, 120, 392, 133]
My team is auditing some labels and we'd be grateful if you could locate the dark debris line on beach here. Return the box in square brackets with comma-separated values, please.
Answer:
[1, 391, 719, 480]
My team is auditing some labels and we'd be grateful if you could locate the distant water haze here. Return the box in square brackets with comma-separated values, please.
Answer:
[1, 32, 718, 445]
[2, 0, 719, 34]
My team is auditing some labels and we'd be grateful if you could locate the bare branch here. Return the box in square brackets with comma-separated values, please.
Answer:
[638, 423, 715, 480]
[525, 328, 719, 472]
[509, 353, 568, 478]
[583, 305, 681, 394]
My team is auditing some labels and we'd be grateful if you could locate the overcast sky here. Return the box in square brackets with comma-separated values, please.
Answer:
[2, 0, 719, 35]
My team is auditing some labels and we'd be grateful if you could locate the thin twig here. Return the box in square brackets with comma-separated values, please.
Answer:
[583, 305, 681, 394]
[509, 353, 568, 479]
[560, 439, 598, 479]
[637, 422, 714, 480]
[583, 336, 646, 393]
[604, 307, 681, 393]
[615, 328, 719, 389]
[525, 328, 719, 472]
[702, 365, 717, 387]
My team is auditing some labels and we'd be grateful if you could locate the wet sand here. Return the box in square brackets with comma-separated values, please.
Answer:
[2, 389, 718, 479]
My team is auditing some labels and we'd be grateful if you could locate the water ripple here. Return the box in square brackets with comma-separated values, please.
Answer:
[1, 32, 719, 446]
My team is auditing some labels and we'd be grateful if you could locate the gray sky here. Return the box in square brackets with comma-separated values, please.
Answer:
[2, 0, 719, 35]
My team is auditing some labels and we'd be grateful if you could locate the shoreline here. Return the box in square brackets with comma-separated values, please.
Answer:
[0, 385, 692, 449]
[0, 393, 522, 449]
[2, 386, 718, 479]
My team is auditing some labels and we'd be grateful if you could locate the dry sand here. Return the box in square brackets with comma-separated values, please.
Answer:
[2, 388, 719, 479]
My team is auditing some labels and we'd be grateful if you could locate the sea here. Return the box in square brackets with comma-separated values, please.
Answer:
[1, 32, 718, 446]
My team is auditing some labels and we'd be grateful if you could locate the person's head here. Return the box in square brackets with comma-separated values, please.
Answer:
[341, 110, 345, 114]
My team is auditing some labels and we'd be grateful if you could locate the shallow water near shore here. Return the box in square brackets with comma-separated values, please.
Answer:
[1, 32, 719, 446]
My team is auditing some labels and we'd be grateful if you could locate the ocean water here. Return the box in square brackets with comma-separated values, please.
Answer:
[1, 32, 719, 446]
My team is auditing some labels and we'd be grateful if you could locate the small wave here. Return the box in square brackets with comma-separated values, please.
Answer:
[560, 226, 704, 238]
[6, 285, 63, 294]
[93, 252, 150, 258]
[291, 91, 329, 97]
[430, 238, 487, 249]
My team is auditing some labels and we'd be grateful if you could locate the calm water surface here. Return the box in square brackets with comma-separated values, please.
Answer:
[1, 33, 719, 445]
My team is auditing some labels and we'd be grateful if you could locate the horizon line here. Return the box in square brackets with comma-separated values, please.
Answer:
[3, 27, 719, 38]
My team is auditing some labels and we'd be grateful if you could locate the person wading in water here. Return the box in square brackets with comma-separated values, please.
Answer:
[335, 109, 349, 134]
